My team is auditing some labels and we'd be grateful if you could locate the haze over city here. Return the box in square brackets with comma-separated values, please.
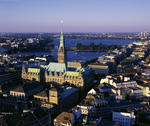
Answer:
[1, 0, 150, 126]
[0, 0, 150, 32]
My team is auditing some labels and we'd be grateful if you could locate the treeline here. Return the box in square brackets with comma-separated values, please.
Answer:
[39, 39, 54, 51]
[7, 39, 54, 54]
[76, 43, 118, 52]
[0, 38, 6, 43]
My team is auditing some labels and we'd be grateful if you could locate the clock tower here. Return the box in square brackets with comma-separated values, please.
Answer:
[58, 21, 67, 63]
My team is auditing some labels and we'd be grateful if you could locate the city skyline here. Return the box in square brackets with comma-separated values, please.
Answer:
[0, 0, 150, 32]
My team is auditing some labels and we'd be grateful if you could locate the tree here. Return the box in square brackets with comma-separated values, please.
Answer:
[76, 43, 82, 50]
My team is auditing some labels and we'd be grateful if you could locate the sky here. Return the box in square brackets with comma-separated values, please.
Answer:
[0, 0, 150, 32]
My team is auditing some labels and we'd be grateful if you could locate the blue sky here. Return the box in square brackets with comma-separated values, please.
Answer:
[0, 0, 150, 32]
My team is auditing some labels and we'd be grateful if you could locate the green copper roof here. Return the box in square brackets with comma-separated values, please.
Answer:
[28, 68, 40, 73]
[46, 62, 66, 72]
[64, 71, 79, 77]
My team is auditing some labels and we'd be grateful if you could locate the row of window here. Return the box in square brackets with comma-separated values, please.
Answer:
[46, 78, 82, 86]
[46, 78, 63, 83]
[34, 97, 48, 102]
[11, 93, 25, 97]
[114, 117, 130, 122]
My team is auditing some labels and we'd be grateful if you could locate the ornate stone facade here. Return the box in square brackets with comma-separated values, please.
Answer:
[22, 66, 41, 82]
[45, 71, 85, 87]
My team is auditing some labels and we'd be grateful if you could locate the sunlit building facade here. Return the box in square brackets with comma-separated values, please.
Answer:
[22, 27, 93, 88]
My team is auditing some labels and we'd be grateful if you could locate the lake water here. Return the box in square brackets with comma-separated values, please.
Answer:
[20, 39, 133, 62]
[53, 38, 133, 47]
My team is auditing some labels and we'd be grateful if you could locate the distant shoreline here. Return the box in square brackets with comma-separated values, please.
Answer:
[67, 42, 119, 52]
[67, 48, 106, 52]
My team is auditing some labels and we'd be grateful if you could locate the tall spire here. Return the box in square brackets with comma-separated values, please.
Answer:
[58, 20, 67, 63]
[60, 20, 64, 33]
[59, 20, 64, 51]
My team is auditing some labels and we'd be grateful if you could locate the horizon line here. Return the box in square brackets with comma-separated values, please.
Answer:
[0, 31, 149, 34]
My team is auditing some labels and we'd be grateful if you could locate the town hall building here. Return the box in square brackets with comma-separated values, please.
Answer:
[22, 25, 93, 88]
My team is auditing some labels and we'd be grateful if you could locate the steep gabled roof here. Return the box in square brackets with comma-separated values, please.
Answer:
[34, 90, 49, 98]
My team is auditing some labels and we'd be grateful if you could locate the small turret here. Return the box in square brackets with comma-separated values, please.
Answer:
[22, 65, 27, 79]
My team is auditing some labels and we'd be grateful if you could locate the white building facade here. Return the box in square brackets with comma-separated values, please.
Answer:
[112, 111, 135, 126]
